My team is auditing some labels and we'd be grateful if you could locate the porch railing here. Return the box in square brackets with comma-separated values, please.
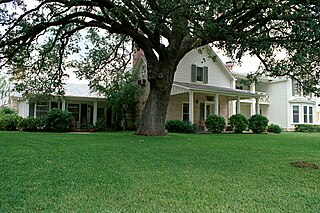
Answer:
[257, 92, 270, 103]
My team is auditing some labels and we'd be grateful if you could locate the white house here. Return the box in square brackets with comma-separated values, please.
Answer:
[135, 45, 318, 131]
[8, 45, 317, 131]
[135, 45, 260, 129]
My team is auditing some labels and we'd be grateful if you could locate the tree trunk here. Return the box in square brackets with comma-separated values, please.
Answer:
[136, 63, 175, 136]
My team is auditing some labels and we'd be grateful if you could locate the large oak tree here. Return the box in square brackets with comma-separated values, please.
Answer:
[0, 0, 320, 135]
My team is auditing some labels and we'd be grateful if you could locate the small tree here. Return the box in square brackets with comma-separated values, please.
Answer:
[228, 114, 249, 133]
[91, 72, 141, 130]
[205, 115, 226, 133]
[248, 114, 269, 133]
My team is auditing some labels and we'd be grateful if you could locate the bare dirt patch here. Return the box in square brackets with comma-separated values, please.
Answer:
[290, 161, 320, 170]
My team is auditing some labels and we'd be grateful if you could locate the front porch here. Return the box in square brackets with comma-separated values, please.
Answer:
[167, 82, 261, 128]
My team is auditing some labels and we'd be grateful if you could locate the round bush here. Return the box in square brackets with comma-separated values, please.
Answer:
[248, 114, 269, 133]
[43, 108, 72, 132]
[205, 115, 226, 133]
[228, 114, 248, 133]
[267, 124, 282, 133]
[165, 120, 195, 133]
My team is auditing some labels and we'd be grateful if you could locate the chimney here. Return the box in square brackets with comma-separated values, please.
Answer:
[225, 61, 233, 71]
[132, 46, 145, 68]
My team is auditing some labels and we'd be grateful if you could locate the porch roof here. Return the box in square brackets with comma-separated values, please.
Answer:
[173, 81, 260, 98]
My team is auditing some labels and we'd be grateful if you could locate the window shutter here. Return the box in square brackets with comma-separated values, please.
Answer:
[191, 64, 197, 82]
[203, 66, 208, 83]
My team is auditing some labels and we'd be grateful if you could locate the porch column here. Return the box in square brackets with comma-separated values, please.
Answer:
[188, 91, 194, 124]
[62, 100, 66, 110]
[255, 98, 260, 114]
[214, 94, 219, 115]
[93, 101, 98, 124]
[250, 83, 256, 116]
[236, 96, 241, 114]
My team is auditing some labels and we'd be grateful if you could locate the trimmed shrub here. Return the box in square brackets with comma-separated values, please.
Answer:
[0, 114, 21, 131]
[166, 120, 195, 133]
[267, 124, 282, 134]
[295, 124, 320, 133]
[228, 114, 248, 133]
[205, 115, 226, 133]
[18, 117, 44, 131]
[248, 114, 269, 133]
[0, 106, 16, 115]
[43, 108, 72, 132]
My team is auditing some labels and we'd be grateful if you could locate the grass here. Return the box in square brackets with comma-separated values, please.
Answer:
[0, 131, 320, 212]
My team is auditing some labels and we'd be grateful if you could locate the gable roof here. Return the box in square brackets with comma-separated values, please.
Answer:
[204, 45, 236, 81]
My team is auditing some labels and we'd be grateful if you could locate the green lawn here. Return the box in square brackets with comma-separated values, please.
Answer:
[0, 131, 320, 212]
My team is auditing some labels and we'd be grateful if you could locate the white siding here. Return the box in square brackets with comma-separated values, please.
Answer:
[174, 48, 233, 88]
[268, 81, 288, 128]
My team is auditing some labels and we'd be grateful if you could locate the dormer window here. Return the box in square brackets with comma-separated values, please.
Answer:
[191, 64, 208, 83]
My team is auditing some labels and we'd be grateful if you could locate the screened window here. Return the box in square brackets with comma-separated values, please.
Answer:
[293, 106, 299, 123]
[36, 102, 49, 117]
[182, 103, 189, 121]
[51, 102, 59, 109]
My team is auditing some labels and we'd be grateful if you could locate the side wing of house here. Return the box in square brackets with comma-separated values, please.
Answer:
[286, 79, 317, 129]
[10, 83, 111, 130]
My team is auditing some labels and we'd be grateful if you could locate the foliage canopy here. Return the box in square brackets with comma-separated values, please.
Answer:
[1, 0, 320, 135]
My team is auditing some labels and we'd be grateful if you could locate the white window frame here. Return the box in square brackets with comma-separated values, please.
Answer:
[292, 105, 299, 123]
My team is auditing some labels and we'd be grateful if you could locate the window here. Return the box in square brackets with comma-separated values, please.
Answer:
[197, 67, 204, 82]
[191, 64, 208, 83]
[29, 103, 35, 117]
[36, 102, 49, 117]
[51, 102, 59, 109]
[293, 106, 299, 123]
[304, 106, 308, 123]
[309, 107, 313, 123]
[182, 103, 189, 121]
